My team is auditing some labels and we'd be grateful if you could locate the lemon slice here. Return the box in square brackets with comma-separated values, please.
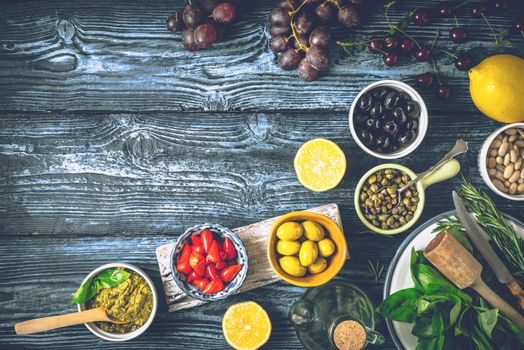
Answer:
[294, 138, 347, 192]
[222, 301, 272, 350]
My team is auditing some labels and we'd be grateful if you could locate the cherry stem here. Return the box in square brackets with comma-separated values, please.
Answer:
[481, 13, 500, 46]
[453, 0, 472, 10]
[430, 31, 440, 50]
[453, 15, 459, 28]
[431, 59, 442, 86]
[521, 31, 524, 39]
[391, 25, 422, 49]
[438, 48, 458, 59]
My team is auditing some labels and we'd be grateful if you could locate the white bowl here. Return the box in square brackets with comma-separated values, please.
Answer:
[349, 80, 428, 159]
[77, 263, 158, 341]
[478, 122, 524, 201]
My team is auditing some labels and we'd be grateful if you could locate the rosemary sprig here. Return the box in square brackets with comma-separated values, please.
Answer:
[368, 259, 385, 283]
[435, 178, 524, 283]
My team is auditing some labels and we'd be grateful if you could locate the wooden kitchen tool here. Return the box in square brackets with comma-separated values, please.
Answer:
[155, 203, 347, 312]
[424, 231, 524, 332]
[15, 307, 126, 335]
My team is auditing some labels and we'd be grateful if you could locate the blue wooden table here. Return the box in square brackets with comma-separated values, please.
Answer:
[1, 0, 523, 349]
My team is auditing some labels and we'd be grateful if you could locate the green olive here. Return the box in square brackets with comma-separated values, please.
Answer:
[317, 238, 336, 257]
[279, 256, 306, 277]
[299, 240, 319, 267]
[302, 220, 325, 241]
[308, 257, 328, 274]
[276, 221, 303, 241]
[276, 240, 301, 255]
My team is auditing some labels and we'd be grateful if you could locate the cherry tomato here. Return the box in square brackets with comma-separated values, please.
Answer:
[194, 278, 210, 291]
[215, 261, 228, 270]
[203, 278, 224, 294]
[176, 243, 193, 275]
[201, 229, 214, 253]
[191, 235, 205, 254]
[189, 251, 206, 276]
[223, 237, 237, 260]
[220, 264, 242, 283]
[206, 264, 220, 281]
[186, 271, 199, 283]
[206, 240, 221, 263]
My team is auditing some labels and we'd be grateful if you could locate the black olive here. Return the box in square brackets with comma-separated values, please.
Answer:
[359, 129, 374, 147]
[399, 92, 411, 103]
[383, 120, 398, 134]
[372, 87, 390, 99]
[405, 101, 420, 119]
[398, 130, 416, 145]
[354, 113, 368, 126]
[376, 113, 389, 122]
[392, 107, 407, 124]
[370, 101, 383, 116]
[406, 119, 418, 130]
[383, 91, 400, 110]
[358, 94, 374, 111]
[365, 117, 380, 130]
[376, 134, 391, 149]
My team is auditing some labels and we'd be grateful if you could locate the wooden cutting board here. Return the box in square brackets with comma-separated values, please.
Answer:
[155, 203, 347, 312]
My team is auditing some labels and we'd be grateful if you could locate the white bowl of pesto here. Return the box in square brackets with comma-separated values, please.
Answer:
[75, 263, 158, 341]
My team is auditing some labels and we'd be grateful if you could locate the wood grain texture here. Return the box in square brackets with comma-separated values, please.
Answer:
[0, 0, 523, 112]
[156, 203, 344, 312]
[0, 112, 523, 349]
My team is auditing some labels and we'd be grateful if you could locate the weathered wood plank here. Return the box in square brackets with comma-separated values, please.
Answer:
[0, 0, 523, 112]
[0, 235, 396, 349]
[1, 112, 522, 237]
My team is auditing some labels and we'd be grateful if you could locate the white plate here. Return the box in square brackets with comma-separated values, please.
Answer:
[383, 210, 524, 350]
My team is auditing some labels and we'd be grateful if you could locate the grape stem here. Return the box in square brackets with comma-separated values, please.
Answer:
[288, 0, 310, 53]
[481, 13, 500, 47]
[321, 0, 341, 10]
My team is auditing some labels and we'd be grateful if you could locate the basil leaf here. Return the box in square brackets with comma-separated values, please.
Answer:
[478, 308, 498, 338]
[71, 268, 130, 305]
[376, 288, 422, 322]
[449, 300, 461, 327]
[432, 310, 444, 335]
[416, 336, 437, 350]
[413, 317, 436, 338]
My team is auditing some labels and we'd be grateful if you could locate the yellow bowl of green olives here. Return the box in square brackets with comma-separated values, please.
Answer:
[354, 161, 460, 235]
[267, 211, 348, 287]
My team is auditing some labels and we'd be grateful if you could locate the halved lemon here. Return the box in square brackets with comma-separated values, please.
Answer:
[222, 301, 271, 350]
[294, 138, 347, 192]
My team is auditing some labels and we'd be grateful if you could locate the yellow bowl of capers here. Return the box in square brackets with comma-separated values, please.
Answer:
[267, 211, 348, 287]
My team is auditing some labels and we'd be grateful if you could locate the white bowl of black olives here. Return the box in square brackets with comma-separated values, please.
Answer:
[349, 80, 428, 159]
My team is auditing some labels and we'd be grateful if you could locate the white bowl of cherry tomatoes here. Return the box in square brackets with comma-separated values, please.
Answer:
[170, 223, 248, 301]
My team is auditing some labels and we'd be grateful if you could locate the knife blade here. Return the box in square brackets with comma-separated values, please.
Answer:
[452, 191, 513, 284]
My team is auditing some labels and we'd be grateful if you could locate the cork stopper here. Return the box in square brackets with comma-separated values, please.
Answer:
[332, 320, 366, 350]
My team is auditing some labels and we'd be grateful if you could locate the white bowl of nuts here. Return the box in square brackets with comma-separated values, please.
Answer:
[479, 123, 524, 200]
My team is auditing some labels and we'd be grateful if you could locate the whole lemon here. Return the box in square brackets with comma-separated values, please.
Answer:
[299, 240, 319, 267]
[469, 54, 524, 123]
[279, 256, 307, 277]
[276, 221, 303, 241]
[302, 220, 325, 241]
[318, 238, 336, 257]
[276, 240, 301, 256]
[308, 257, 328, 274]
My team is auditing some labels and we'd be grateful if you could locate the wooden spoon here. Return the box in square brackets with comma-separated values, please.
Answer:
[15, 307, 127, 335]
[424, 231, 524, 332]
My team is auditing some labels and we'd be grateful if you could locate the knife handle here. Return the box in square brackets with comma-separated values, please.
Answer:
[507, 278, 524, 311]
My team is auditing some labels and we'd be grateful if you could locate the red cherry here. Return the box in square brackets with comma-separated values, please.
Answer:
[383, 52, 399, 66]
[412, 9, 430, 26]
[368, 38, 385, 53]
[437, 2, 453, 17]
[416, 73, 435, 87]
[384, 36, 399, 51]
[471, 4, 488, 18]
[415, 47, 432, 62]
[449, 27, 468, 43]
[400, 38, 415, 55]
[455, 55, 473, 71]
[437, 85, 451, 99]
[513, 17, 524, 34]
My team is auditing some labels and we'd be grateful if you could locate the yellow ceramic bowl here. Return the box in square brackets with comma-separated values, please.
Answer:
[267, 211, 348, 287]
